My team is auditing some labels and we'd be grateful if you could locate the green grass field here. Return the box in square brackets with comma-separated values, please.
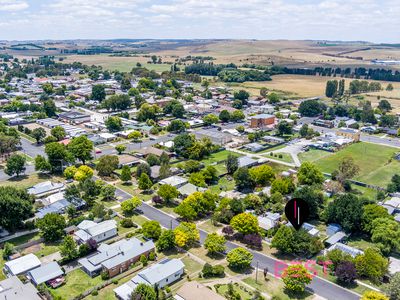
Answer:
[308, 142, 399, 187]
[50, 269, 103, 300]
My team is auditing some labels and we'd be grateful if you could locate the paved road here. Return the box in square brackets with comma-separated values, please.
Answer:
[104, 183, 360, 300]
[20, 137, 45, 157]
[310, 125, 400, 148]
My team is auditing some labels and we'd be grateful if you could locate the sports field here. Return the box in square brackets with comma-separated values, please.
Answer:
[304, 142, 400, 187]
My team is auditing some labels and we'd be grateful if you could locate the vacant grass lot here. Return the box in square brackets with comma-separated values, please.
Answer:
[309, 142, 399, 187]
[62, 54, 172, 73]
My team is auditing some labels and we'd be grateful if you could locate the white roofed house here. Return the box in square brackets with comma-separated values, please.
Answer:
[114, 258, 185, 300]
[326, 243, 364, 258]
[0, 276, 41, 300]
[27, 181, 65, 198]
[74, 220, 117, 244]
[4, 254, 41, 276]
[159, 175, 188, 188]
[258, 213, 281, 231]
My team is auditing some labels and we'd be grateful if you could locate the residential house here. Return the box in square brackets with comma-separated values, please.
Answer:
[159, 176, 188, 188]
[258, 213, 281, 231]
[325, 231, 347, 246]
[27, 181, 65, 198]
[238, 156, 258, 168]
[0, 276, 41, 300]
[249, 114, 276, 129]
[326, 224, 342, 236]
[389, 256, 400, 276]
[337, 128, 360, 142]
[178, 183, 206, 197]
[114, 258, 185, 300]
[4, 254, 41, 276]
[118, 154, 141, 168]
[79, 238, 155, 277]
[136, 147, 171, 158]
[326, 243, 364, 257]
[74, 220, 117, 244]
[381, 197, 400, 215]
[244, 142, 264, 152]
[194, 129, 233, 146]
[174, 281, 225, 300]
[27, 262, 64, 286]
[59, 111, 91, 124]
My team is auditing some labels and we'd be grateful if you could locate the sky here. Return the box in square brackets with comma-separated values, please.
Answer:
[0, 0, 399, 42]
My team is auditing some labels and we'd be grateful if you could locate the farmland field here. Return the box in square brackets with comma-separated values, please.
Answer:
[62, 54, 173, 72]
[307, 142, 400, 187]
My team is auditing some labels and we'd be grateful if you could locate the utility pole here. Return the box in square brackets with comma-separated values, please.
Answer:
[256, 261, 259, 283]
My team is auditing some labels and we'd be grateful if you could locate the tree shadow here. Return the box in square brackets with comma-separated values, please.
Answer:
[284, 288, 314, 300]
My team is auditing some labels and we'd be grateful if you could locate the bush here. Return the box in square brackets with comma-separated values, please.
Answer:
[120, 218, 134, 228]
[202, 263, 225, 278]
[101, 271, 109, 280]
[126, 232, 135, 238]
[148, 251, 156, 261]
[140, 254, 148, 266]
[91, 290, 98, 296]
[112, 279, 119, 285]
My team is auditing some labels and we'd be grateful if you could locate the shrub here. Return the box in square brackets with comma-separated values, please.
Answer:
[140, 254, 148, 266]
[101, 271, 109, 280]
[91, 290, 98, 296]
[112, 279, 119, 285]
[120, 218, 134, 228]
[148, 251, 156, 261]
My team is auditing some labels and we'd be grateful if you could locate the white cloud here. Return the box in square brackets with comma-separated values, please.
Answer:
[0, 0, 28, 11]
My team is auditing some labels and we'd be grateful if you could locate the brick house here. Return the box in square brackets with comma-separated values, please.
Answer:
[249, 114, 276, 129]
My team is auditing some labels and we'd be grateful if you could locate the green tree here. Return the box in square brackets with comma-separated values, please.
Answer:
[204, 233, 226, 254]
[43, 99, 57, 117]
[51, 126, 66, 141]
[37, 213, 66, 242]
[277, 121, 293, 136]
[371, 218, 400, 255]
[120, 165, 132, 183]
[31, 127, 46, 144]
[121, 197, 142, 216]
[249, 165, 275, 186]
[378, 99, 392, 111]
[128, 130, 142, 142]
[96, 155, 119, 177]
[230, 213, 259, 235]
[132, 283, 157, 300]
[234, 167, 256, 191]
[234, 90, 249, 101]
[2, 242, 14, 260]
[156, 230, 176, 251]
[0, 187, 33, 230]
[167, 120, 186, 133]
[325, 194, 364, 232]
[157, 184, 179, 203]
[68, 135, 93, 164]
[325, 80, 338, 98]
[105, 116, 123, 132]
[60, 235, 78, 260]
[226, 154, 239, 175]
[267, 92, 280, 104]
[298, 162, 324, 185]
[219, 110, 231, 122]
[142, 220, 162, 240]
[74, 165, 94, 182]
[226, 247, 253, 269]
[35, 155, 51, 172]
[293, 186, 324, 219]
[231, 110, 245, 122]
[355, 248, 389, 283]
[203, 114, 219, 126]
[299, 99, 326, 117]
[115, 144, 126, 155]
[282, 264, 313, 293]
[334, 157, 360, 185]
[383, 272, 400, 300]
[271, 177, 295, 195]
[271, 225, 295, 253]
[45, 142, 72, 172]
[101, 184, 116, 201]
[362, 204, 391, 233]
[138, 173, 153, 191]
[91, 84, 106, 101]
[5, 154, 26, 177]
[137, 103, 160, 122]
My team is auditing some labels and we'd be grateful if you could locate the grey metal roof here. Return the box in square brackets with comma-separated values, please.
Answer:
[238, 156, 257, 168]
[139, 258, 185, 285]
[27, 181, 64, 196]
[325, 231, 347, 245]
[28, 262, 63, 285]
[0, 276, 41, 300]
[4, 254, 41, 276]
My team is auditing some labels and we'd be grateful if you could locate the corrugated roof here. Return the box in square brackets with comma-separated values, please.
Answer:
[5, 254, 41, 275]
[28, 262, 63, 285]
[139, 258, 184, 285]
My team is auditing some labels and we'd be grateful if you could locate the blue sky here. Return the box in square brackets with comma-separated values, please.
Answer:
[0, 0, 399, 42]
